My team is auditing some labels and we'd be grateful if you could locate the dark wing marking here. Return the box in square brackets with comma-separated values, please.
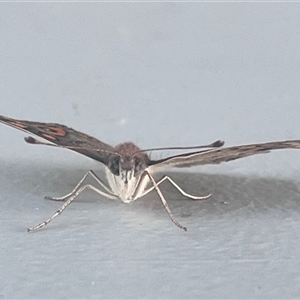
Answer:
[147, 140, 300, 168]
[0, 115, 115, 165]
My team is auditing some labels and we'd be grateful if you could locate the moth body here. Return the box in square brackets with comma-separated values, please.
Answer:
[106, 141, 150, 202]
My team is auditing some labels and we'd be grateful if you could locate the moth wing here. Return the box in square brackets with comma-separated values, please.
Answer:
[148, 140, 300, 169]
[0, 115, 115, 165]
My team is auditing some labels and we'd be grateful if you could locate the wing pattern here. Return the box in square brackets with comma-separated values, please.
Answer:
[148, 140, 300, 168]
[0, 115, 115, 165]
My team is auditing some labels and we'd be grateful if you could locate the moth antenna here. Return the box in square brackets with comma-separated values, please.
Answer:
[135, 140, 224, 154]
[94, 149, 121, 156]
[25, 136, 56, 146]
[25, 136, 120, 155]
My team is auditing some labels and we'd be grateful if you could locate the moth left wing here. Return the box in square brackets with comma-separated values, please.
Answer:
[0, 115, 115, 165]
[147, 140, 300, 168]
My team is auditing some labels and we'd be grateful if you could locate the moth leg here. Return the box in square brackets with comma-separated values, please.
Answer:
[145, 171, 187, 231]
[45, 170, 116, 201]
[28, 183, 118, 232]
[138, 175, 211, 200]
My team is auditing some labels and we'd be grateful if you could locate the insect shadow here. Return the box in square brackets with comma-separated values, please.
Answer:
[2, 160, 300, 230]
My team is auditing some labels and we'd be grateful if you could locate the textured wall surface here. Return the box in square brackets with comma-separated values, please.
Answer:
[1, 3, 300, 299]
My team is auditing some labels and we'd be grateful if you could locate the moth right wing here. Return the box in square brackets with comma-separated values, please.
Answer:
[147, 140, 300, 169]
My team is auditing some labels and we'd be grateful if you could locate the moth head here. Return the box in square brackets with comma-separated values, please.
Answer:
[108, 142, 148, 184]
[108, 154, 147, 184]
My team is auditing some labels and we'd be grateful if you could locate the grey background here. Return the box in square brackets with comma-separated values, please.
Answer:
[1, 3, 300, 299]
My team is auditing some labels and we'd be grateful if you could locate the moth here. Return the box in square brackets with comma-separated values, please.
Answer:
[1, 114, 300, 232]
